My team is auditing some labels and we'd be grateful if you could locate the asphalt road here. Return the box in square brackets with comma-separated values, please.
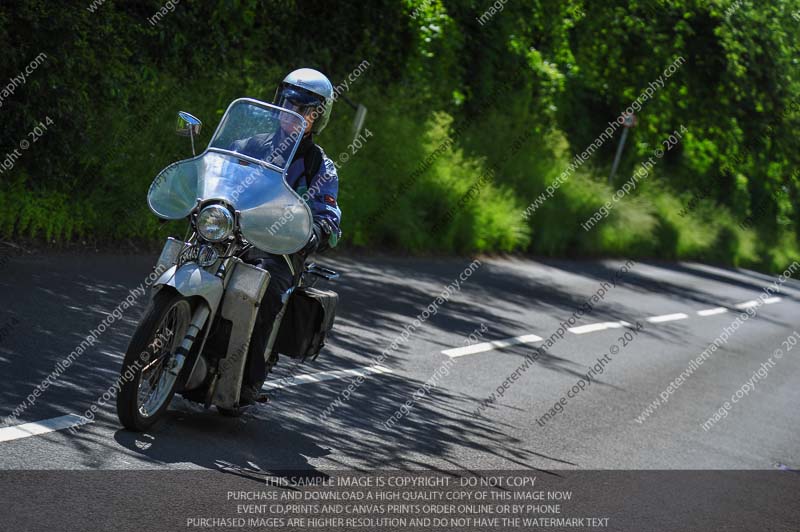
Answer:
[0, 250, 799, 474]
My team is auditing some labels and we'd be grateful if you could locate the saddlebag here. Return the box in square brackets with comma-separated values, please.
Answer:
[275, 287, 338, 360]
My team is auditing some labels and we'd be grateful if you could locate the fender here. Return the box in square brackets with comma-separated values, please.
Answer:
[153, 264, 224, 315]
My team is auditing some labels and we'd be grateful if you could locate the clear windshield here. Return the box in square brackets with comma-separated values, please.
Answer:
[209, 100, 307, 170]
[147, 99, 313, 254]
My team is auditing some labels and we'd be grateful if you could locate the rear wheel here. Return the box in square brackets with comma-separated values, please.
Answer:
[116, 290, 192, 431]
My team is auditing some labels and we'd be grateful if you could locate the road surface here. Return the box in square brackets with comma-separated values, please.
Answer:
[1, 251, 798, 474]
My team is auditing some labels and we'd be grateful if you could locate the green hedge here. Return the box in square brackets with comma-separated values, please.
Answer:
[0, 0, 798, 272]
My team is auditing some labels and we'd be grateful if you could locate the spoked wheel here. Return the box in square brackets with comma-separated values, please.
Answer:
[116, 290, 192, 431]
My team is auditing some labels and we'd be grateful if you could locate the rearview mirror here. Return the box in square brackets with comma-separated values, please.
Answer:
[176, 111, 202, 137]
[176, 111, 202, 155]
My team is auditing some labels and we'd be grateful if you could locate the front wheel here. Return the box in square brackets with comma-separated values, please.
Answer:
[116, 290, 192, 431]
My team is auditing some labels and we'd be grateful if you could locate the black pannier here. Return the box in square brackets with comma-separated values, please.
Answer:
[275, 287, 338, 360]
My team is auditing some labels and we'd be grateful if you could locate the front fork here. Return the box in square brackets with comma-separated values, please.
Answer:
[168, 304, 211, 378]
[151, 237, 226, 390]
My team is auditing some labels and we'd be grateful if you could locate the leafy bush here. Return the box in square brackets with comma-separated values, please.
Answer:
[0, 0, 798, 273]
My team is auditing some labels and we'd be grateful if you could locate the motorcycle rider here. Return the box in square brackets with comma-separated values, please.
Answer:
[231, 68, 342, 404]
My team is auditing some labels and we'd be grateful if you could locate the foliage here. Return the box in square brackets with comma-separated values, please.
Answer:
[0, 0, 798, 272]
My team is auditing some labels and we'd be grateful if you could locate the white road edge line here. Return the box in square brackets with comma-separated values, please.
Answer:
[0, 414, 90, 443]
[697, 307, 728, 316]
[442, 334, 543, 358]
[262, 365, 393, 390]
[646, 313, 689, 323]
[1, 368, 395, 442]
[568, 321, 631, 335]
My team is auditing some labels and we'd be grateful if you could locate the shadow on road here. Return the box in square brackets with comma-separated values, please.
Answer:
[1, 251, 796, 472]
[104, 368, 572, 476]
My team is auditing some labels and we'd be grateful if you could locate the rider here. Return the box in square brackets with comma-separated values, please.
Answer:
[234, 68, 342, 404]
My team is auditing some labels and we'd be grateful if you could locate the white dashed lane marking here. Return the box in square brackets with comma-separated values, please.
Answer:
[568, 321, 631, 335]
[0, 414, 89, 443]
[442, 335, 543, 358]
[262, 365, 393, 390]
[440, 296, 787, 356]
[735, 297, 781, 309]
[2, 296, 790, 441]
[645, 313, 689, 323]
[697, 307, 728, 316]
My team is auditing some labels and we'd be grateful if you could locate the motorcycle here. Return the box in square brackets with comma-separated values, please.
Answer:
[116, 99, 339, 431]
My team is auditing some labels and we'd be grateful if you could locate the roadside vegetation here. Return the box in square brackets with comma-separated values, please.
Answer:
[0, 0, 798, 272]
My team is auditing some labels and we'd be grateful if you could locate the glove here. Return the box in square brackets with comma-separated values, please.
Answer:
[302, 223, 324, 255]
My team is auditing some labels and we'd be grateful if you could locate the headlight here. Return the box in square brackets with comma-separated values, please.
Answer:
[196, 205, 234, 242]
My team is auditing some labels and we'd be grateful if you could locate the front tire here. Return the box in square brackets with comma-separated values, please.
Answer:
[116, 290, 192, 431]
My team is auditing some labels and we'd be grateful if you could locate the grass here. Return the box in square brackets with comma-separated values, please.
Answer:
[1, 86, 797, 275]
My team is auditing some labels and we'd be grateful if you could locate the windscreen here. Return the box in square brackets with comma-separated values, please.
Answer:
[147, 100, 313, 254]
[209, 101, 307, 170]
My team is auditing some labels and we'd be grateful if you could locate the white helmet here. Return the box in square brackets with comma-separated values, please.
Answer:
[274, 68, 334, 135]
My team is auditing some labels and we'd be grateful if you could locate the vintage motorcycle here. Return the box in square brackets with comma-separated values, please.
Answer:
[116, 99, 339, 431]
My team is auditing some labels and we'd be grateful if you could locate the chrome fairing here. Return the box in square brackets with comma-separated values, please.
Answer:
[147, 99, 313, 254]
[212, 259, 271, 409]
